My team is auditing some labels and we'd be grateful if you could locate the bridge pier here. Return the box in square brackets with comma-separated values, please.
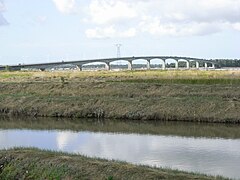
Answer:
[186, 61, 190, 69]
[147, 60, 151, 70]
[105, 62, 110, 71]
[196, 61, 200, 69]
[205, 62, 208, 69]
[76, 65, 82, 71]
[175, 60, 179, 69]
[128, 61, 133, 70]
[162, 60, 166, 70]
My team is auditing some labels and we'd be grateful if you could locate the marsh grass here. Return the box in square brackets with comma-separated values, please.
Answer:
[0, 148, 228, 180]
[0, 72, 31, 79]
[116, 78, 240, 85]
[1, 70, 240, 122]
[1, 70, 240, 82]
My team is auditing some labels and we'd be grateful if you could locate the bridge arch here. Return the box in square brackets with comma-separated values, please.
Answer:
[165, 58, 178, 69]
[108, 60, 130, 70]
[150, 58, 166, 70]
[178, 58, 190, 69]
[81, 62, 108, 71]
[132, 58, 149, 70]
[203, 61, 216, 69]
[191, 60, 202, 69]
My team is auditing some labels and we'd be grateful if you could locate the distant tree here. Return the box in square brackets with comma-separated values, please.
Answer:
[213, 59, 240, 67]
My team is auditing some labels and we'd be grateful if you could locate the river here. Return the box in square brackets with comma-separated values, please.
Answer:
[0, 117, 239, 179]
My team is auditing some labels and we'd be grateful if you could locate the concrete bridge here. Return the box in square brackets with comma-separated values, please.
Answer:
[0, 56, 218, 71]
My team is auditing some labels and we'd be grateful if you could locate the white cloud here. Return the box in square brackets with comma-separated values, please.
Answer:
[52, 0, 76, 14]
[88, 0, 137, 25]
[56, 131, 78, 150]
[0, 4, 4, 11]
[85, 0, 240, 38]
[139, 16, 223, 37]
[0, 0, 8, 26]
[86, 26, 136, 39]
[233, 23, 240, 31]
[51, 0, 240, 38]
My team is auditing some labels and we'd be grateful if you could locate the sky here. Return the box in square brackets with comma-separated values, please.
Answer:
[0, 0, 240, 65]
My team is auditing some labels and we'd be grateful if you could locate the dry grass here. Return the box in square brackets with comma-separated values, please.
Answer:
[1, 69, 240, 81]
[0, 70, 240, 123]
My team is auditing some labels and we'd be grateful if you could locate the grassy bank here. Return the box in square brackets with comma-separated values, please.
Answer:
[1, 70, 240, 123]
[0, 148, 226, 180]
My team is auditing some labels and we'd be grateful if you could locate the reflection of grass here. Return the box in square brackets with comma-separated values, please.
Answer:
[1, 70, 240, 122]
[0, 148, 226, 180]
[0, 117, 240, 139]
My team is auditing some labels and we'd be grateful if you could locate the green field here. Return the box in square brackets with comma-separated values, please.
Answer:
[0, 70, 240, 123]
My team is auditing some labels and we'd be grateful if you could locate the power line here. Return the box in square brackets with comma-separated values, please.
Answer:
[115, 44, 122, 58]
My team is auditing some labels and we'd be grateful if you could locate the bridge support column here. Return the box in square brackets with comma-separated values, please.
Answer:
[212, 63, 215, 69]
[196, 61, 200, 69]
[186, 61, 190, 69]
[162, 61, 166, 70]
[147, 60, 151, 70]
[205, 63, 208, 69]
[175, 60, 179, 69]
[105, 62, 110, 71]
[128, 61, 133, 70]
[76, 65, 82, 71]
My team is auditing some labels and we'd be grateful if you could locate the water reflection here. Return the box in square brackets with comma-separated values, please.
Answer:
[0, 116, 240, 139]
[0, 129, 240, 179]
[1, 116, 240, 179]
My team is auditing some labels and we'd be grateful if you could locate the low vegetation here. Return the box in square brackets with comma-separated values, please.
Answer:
[0, 70, 240, 123]
[0, 148, 227, 180]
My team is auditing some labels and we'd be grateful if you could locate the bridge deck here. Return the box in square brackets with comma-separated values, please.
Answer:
[0, 56, 218, 71]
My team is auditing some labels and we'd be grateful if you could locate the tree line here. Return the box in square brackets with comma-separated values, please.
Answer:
[213, 59, 240, 67]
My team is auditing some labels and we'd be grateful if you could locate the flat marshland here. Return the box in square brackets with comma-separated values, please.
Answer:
[0, 70, 240, 123]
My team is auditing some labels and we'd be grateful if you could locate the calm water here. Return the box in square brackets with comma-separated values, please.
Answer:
[0, 118, 240, 179]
